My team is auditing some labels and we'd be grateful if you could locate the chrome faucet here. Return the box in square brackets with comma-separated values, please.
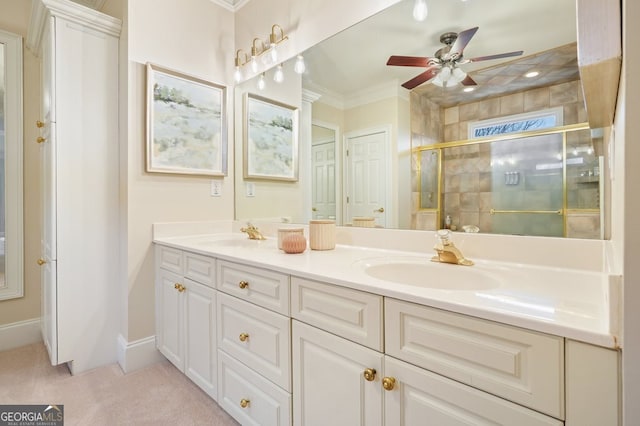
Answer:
[431, 229, 473, 266]
[240, 223, 266, 240]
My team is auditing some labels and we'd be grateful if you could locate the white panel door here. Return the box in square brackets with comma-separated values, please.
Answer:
[156, 268, 184, 371]
[184, 278, 217, 400]
[345, 129, 387, 227]
[293, 320, 383, 426]
[311, 141, 336, 220]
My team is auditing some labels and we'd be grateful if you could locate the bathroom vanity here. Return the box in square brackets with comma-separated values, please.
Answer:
[153, 223, 620, 425]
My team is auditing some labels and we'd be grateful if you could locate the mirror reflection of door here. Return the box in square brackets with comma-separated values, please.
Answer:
[345, 127, 389, 228]
[311, 124, 337, 220]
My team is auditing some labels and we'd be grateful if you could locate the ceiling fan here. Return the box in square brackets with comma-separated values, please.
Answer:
[387, 27, 524, 90]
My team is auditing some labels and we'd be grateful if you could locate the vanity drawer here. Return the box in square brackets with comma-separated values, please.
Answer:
[217, 350, 291, 426]
[156, 245, 183, 274]
[217, 260, 289, 315]
[217, 292, 291, 391]
[385, 298, 565, 419]
[291, 277, 383, 351]
[183, 251, 216, 288]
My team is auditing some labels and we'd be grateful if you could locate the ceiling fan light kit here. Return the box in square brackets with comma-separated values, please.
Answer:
[387, 26, 524, 90]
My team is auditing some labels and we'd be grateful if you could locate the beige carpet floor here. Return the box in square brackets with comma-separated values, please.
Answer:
[0, 343, 239, 425]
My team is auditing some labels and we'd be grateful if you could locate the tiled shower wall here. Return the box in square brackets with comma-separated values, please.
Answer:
[411, 80, 601, 238]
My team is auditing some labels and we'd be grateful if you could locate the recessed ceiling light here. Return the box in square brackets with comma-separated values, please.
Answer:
[463, 87, 475, 92]
[525, 71, 540, 78]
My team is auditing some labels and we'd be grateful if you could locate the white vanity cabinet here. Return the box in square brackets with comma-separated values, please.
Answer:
[216, 260, 292, 426]
[28, 0, 121, 374]
[155, 246, 218, 399]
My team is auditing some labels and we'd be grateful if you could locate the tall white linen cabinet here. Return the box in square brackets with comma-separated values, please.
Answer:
[27, 0, 121, 374]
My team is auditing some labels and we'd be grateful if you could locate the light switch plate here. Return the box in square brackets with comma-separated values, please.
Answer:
[246, 182, 255, 197]
[210, 180, 222, 197]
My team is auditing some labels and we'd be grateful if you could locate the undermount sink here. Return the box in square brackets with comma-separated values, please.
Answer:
[357, 256, 500, 291]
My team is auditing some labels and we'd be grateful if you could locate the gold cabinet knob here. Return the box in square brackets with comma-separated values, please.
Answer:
[239, 280, 249, 289]
[382, 377, 396, 391]
[36, 120, 45, 128]
[239, 333, 249, 342]
[174, 283, 186, 292]
[363, 368, 376, 382]
[37, 258, 47, 266]
[240, 399, 250, 408]
[37, 136, 46, 144]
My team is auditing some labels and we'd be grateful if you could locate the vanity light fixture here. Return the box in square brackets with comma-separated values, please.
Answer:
[294, 55, 306, 74]
[267, 24, 289, 64]
[413, 0, 428, 21]
[257, 73, 266, 90]
[250, 38, 266, 73]
[273, 64, 284, 83]
[234, 49, 249, 83]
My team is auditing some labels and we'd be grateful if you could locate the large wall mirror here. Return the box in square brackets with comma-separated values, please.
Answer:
[0, 29, 24, 300]
[235, 0, 605, 239]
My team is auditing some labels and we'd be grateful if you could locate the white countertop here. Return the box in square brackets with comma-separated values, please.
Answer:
[153, 231, 619, 349]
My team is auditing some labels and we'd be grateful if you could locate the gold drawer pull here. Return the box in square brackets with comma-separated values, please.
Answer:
[363, 368, 376, 382]
[240, 399, 250, 408]
[37, 136, 46, 144]
[382, 377, 396, 391]
[36, 120, 45, 128]
[37, 258, 47, 266]
[174, 283, 186, 292]
[239, 280, 249, 289]
[239, 333, 249, 342]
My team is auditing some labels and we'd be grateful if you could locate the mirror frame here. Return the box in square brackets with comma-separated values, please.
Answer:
[0, 29, 24, 300]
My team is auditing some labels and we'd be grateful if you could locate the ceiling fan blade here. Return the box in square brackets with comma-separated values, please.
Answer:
[468, 50, 524, 63]
[401, 67, 439, 90]
[387, 55, 431, 67]
[446, 27, 479, 60]
[461, 75, 477, 86]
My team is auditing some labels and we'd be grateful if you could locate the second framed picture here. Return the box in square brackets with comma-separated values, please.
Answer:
[243, 93, 299, 181]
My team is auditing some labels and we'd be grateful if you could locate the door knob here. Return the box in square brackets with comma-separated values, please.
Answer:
[374, 207, 384, 213]
[312, 207, 317, 211]
[382, 377, 396, 391]
[37, 258, 47, 266]
[363, 368, 376, 382]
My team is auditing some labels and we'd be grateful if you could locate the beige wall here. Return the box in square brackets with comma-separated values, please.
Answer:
[125, 0, 235, 341]
[0, 0, 42, 326]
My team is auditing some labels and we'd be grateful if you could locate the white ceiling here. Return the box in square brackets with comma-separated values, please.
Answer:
[302, 0, 577, 102]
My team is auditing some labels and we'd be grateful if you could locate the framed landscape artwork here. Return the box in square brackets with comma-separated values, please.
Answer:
[243, 93, 299, 181]
[146, 63, 227, 176]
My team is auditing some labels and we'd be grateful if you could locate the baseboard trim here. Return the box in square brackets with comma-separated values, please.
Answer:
[0, 318, 42, 352]
[117, 334, 164, 373]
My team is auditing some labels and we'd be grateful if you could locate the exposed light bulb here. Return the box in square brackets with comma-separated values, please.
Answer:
[413, 0, 428, 21]
[294, 55, 306, 74]
[234, 66, 243, 83]
[257, 73, 266, 90]
[587, 147, 594, 155]
[274, 64, 284, 83]
[250, 58, 258, 73]
[270, 45, 278, 63]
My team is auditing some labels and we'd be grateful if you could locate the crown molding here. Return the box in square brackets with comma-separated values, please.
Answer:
[27, 0, 121, 54]
[209, 0, 251, 12]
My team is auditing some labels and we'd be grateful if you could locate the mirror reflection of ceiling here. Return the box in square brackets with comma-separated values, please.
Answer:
[303, 0, 577, 107]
